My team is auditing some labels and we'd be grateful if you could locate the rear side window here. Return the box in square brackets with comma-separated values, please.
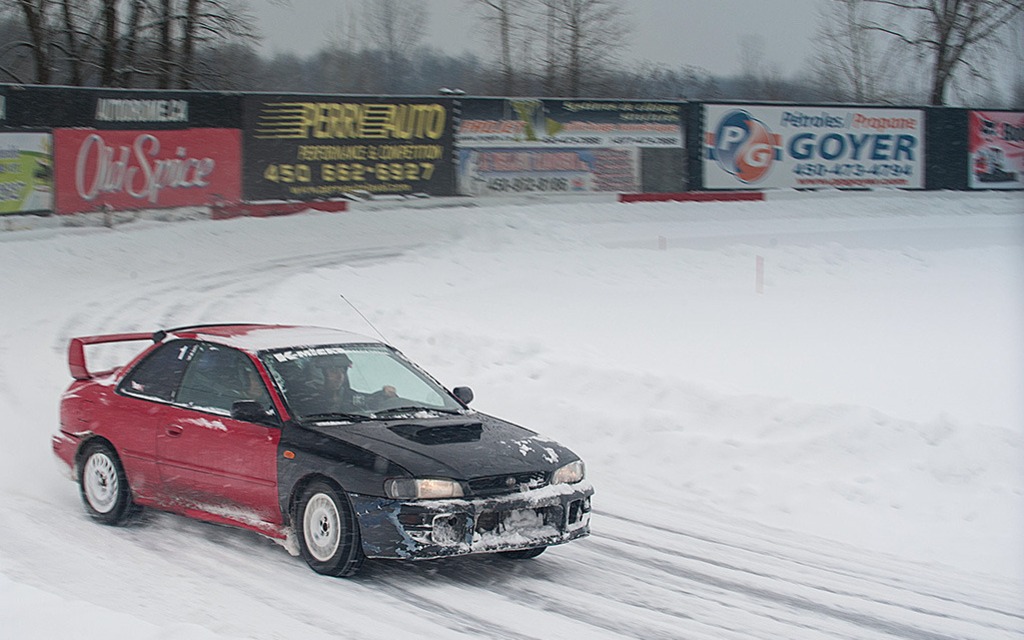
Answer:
[119, 340, 198, 402]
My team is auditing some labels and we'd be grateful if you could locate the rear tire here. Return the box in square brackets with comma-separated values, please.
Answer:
[295, 480, 365, 577]
[78, 441, 135, 525]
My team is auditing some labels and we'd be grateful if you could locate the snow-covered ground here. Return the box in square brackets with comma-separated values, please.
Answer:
[1, 192, 1021, 639]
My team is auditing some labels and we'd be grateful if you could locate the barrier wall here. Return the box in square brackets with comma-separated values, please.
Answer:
[1, 85, 243, 214]
[0, 84, 1020, 216]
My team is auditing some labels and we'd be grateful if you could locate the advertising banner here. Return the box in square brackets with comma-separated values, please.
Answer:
[53, 128, 241, 214]
[242, 96, 455, 201]
[458, 148, 638, 196]
[704, 105, 925, 189]
[0, 132, 53, 214]
[457, 98, 683, 196]
[968, 111, 1023, 190]
[459, 99, 683, 148]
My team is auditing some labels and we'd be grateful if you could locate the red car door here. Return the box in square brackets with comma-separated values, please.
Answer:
[157, 343, 282, 525]
[111, 340, 198, 504]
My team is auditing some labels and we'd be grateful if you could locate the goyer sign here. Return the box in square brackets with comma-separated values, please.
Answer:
[704, 105, 924, 189]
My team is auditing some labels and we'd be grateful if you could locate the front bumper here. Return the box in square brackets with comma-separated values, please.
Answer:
[350, 482, 593, 559]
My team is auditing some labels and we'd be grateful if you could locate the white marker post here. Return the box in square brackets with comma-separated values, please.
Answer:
[756, 255, 765, 294]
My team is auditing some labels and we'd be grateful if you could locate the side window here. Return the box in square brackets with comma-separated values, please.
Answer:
[177, 344, 273, 417]
[120, 340, 197, 402]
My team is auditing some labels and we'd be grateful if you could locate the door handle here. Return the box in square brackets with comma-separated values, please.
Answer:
[166, 426, 183, 437]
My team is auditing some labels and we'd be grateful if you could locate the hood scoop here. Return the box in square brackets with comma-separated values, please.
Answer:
[389, 422, 483, 445]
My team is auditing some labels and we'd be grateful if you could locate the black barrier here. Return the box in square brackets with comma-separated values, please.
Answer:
[241, 95, 456, 201]
[686, 105, 705, 191]
[925, 108, 969, 190]
[0, 84, 241, 129]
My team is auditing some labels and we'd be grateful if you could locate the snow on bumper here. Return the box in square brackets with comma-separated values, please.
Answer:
[350, 482, 593, 559]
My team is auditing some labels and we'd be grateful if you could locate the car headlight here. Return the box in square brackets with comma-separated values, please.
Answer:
[385, 478, 465, 499]
[551, 460, 585, 485]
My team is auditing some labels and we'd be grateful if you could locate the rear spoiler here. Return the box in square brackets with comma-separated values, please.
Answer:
[68, 332, 159, 380]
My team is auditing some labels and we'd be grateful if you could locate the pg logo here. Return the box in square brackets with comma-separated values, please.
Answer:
[706, 110, 782, 184]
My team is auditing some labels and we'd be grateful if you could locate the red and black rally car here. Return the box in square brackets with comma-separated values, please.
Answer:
[53, 324, 592, 576]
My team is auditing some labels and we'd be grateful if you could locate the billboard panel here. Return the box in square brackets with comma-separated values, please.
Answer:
[968, 111, 1023, 190]
[0, 132, 52, 214]
[457, 148, 639, 196]
[704, 105, 925, 189]
[242, 96, 455, 201]
[457, 98, 684, 195]
[459, 99, 683, 148]
[53, 128, 241, 214]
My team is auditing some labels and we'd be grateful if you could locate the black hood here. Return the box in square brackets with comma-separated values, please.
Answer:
[305, 412, 578, 480]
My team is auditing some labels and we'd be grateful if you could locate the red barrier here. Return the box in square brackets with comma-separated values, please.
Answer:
[619, 192, 764, 203]
[211, 200, 348, 220]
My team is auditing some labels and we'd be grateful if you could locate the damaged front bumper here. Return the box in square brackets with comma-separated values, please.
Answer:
[350, 482, 593, 559]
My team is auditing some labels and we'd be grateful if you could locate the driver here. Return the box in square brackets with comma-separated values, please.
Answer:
[303, 353, 396, 414]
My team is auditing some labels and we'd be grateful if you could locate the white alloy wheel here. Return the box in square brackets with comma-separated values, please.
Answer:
[83, 451, 119, 514]
[303, 492, 342, 562]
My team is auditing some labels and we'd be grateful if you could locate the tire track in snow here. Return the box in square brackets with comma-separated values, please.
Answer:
[587, 510, 1022, 639]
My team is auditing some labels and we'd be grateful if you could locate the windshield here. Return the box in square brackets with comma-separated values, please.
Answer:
[260, 344, 464, 421]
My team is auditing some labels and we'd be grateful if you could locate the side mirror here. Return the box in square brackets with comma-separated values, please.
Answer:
[452, 386, 474, 405]
[232, 400, 276, 425]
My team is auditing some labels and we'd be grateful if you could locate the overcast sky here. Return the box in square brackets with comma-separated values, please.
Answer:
[256, 0, 823, 77]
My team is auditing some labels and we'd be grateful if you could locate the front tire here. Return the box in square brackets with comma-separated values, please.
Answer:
[78, 441, 134, 525]
[295, 480, 365, 577]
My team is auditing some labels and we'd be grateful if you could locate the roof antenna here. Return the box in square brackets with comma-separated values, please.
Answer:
[340, 294, 390, 343]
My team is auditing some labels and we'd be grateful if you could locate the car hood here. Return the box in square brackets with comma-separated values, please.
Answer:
[304, 413, 578, 479]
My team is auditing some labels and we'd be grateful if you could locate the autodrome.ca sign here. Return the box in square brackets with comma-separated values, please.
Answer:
[704, 105, 925, 189]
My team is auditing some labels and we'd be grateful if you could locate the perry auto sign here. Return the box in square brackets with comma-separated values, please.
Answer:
[968, 111, 1023, 190]
[704, 105, 925, 189]
[53, 128, 241, 214]
[242, 96, 456, 201]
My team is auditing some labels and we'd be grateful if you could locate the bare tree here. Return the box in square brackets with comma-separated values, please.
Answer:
[13, 0, 54, 84]
[810, 0, 901, 102]
[735, 35, 787, 101]
[859, 0, 1024, 105]
[360, 0, 428, 93]
[536, 0, 631, 97]
[467, 0, 530, 95]
[4, 0, 257, 88]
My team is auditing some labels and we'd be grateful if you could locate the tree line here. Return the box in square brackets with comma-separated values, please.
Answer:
[1, 0, 1020, 107]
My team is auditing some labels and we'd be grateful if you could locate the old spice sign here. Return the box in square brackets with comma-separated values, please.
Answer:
[54, 128, 240, 214]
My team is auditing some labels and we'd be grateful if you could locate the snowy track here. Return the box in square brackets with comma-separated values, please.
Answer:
[3, 496, 1018, 639]
[2, 195, 1022, 638]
